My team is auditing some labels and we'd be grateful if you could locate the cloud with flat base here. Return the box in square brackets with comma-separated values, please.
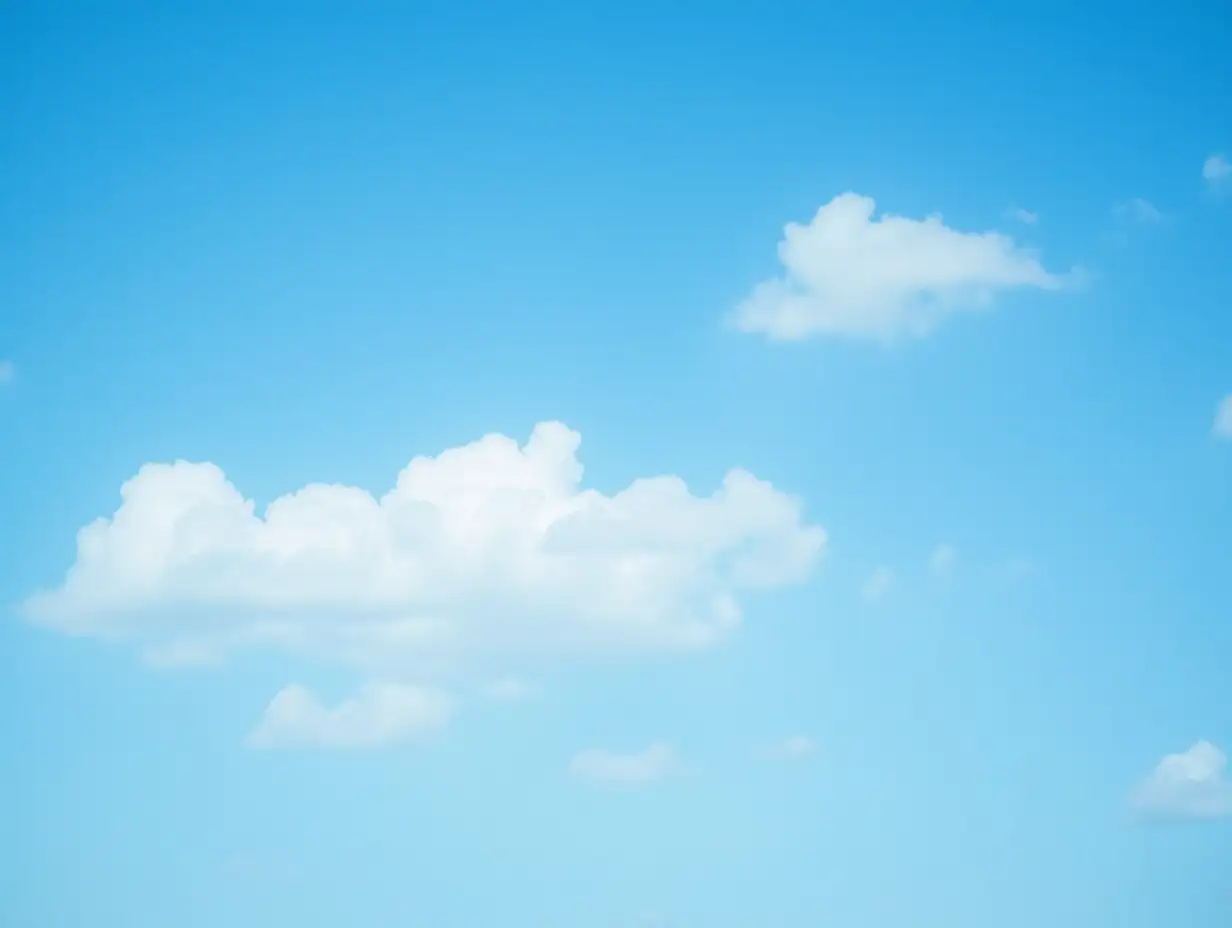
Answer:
[24, 422, 824, 748]
[1130, 741, 1232, 822]
[729, 192, 1072, 342]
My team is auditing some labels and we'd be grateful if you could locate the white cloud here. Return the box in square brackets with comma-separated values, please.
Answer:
[1009, 207, 1038, 225]
[1113, 198, 1163, 224]
[1203, 153, 1230, 185]
[1214, 395, 1232, 439]
[929, 543, 957, 578]
[569, 742, 681, 784]
[759, 735, 817, 761]
[23, 422, 825, 671]
[482, 678, 540, 701]
[730, 192, 1067, 342]
[0, 360, 13, 384]
[862, 566, 893, 602]
[1130, 741, 1232, 821]
[247, 682, 451, 749]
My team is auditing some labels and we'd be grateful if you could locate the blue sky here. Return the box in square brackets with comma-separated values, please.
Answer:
[2, 3, 1231, 926]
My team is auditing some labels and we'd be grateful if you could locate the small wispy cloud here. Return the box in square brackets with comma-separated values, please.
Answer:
[481, 678, 540, 702]
[929, 543, 957, 579]
[758, 735, 817, 761]
[1203, 153, 1230, 187]
[1113, 198, 1163, 224]
[141, 640, 225, 669]
[1214, 395, 1232, 439]
[1130, 741, 1232, 822]
[0, 360, 14, 384]
[569, 743, 682, 785]
[247, 683, 452, 750]
[1008, 207, 1038, 225]
[862, 566, 893, 602]
[997, 556, 1038, 583]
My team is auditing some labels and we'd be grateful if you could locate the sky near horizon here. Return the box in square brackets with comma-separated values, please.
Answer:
[2, 3, 1231, 926]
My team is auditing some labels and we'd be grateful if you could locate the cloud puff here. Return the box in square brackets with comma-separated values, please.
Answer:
[997, 556, 1038, 583]
[1009, 207, 1038, 225]
[1203, 154, 1230, 186]
[1214, 395, 1232, 439]
[929, 543, 957, 578]
[730, 193, 1067, 342]
[247, 682, 452, 749]
[23, 422, 824, 672]
[862, 566, 893, 602]
[0, 360, 13, 384]
[1113, 198, 1163, 224]
[759, 735, 817, 761]
[1130, 741, 1232, 821]
[569, 743, 681, 784]
[481, 678, 540, 702]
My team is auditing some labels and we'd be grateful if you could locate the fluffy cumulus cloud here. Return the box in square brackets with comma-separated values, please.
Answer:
[730, 193, 1068, 342]
[569, 743, 681, 784]
[248, 682, 451, 749]
[25, 422, 824, 673]
[1131, 741, 1232, 821]
[1214, 395, 1232, 439]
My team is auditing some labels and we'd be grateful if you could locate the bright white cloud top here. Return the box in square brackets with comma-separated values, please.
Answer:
[1130, 741, 1232, 821]
[569, 743, 682, 784]
[731, 192, 1067, 342]
[247, 682, 451, 750]
[24, 421, 825, 671]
